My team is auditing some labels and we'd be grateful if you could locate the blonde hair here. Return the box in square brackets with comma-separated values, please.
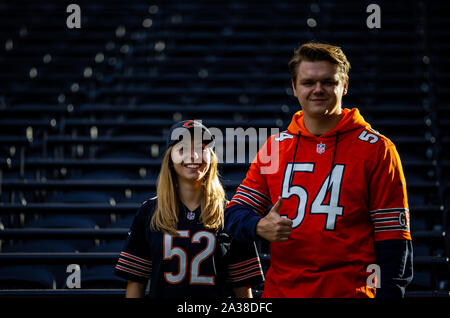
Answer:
[150, 146, 225, 235]
[288, 41, 351, 84]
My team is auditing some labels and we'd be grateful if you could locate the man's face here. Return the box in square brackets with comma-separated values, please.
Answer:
[291, 60, 348, 118]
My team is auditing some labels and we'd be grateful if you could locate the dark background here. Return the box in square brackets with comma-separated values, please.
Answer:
[0, 0, 449, 298]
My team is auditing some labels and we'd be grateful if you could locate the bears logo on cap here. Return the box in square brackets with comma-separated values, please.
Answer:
[183, 120, 203, 128]
[166, 120, 215, 151]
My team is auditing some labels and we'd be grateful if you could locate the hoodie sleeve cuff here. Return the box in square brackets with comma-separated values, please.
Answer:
[225, 204, 262, 241]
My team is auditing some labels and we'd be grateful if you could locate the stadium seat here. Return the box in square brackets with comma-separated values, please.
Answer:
[24, 215, 97, 229]
[106, 214, 134, 229]
[2, 240, 77, 253]
[78, 265, 127, 289]
[20, 216, 98, 252]
[88, 240, 124, 253]
[0, 265, 56, 289]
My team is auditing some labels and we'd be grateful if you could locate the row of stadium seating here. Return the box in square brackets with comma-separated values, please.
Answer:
[1, 0, 449, 297]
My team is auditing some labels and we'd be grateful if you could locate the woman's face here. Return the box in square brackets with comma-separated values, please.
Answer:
[170, 140, 211, 184]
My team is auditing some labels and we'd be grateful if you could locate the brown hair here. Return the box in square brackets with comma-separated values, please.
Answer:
[288, 42, 351, 84]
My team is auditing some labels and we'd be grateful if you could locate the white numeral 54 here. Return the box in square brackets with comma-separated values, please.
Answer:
[281, 163, 345, 230]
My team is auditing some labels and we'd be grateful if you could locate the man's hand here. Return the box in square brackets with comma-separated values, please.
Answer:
[256, 197, 293, 242]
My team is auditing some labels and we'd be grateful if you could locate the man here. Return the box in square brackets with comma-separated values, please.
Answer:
[225, 42, 413, 298]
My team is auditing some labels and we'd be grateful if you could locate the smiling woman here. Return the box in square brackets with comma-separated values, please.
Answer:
[114, 120, 265, 299]
[170, 140, 211, 186]
[152, 128, 222, 235]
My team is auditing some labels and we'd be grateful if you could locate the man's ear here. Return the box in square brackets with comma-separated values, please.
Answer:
[291, 79, 297, 98]
[343, 78, 349, 96]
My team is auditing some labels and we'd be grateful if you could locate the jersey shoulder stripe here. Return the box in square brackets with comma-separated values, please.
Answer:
[238, 185, 271, 204]
[234, 191, 266, 209]
[370, 207, 411, 240]
[115, 264, 151, 279]
[230, 197, 265, 215]
[228, 257, 261, 269]
[229, 185, 271, 215]
[120, 251, 152, 266]
[115, 251, 153, 279]
[227, 257, 264, 283]
[228, 270, 264, 283]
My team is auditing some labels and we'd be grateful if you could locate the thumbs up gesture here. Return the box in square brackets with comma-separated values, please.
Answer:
[256, 197, 293, 242]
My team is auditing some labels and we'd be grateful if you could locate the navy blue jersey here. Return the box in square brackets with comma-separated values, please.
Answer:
[114, 198, 264, 298]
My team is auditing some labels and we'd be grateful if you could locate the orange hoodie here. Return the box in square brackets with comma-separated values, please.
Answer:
[227, 107, 410, 298]
[287, 108, 371, 137]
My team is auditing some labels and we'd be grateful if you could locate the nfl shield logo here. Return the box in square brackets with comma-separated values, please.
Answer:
[316, 142, 326, 154]
[186, 211, 196, 221]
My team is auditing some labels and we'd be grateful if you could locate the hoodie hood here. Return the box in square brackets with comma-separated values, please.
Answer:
[287, 108, 371, 137]
[285, 108, 371, 204]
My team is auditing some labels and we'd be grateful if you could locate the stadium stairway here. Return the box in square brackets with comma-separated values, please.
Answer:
[0, 0, 449, 297]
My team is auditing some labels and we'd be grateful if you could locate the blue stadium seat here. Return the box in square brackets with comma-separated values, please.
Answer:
[2, 240, 76, 253]
[88, 240, 124, 253]
[24, 214, 96, 227]
[22, 216, 98, 252]
[411, 271, 432, 289]
[79, 265, 127, 289]
[58, 262, 127, 289]
[44, 191, 114, 227]
[0, 265, 56, 289]
[106, 214, 134, 229]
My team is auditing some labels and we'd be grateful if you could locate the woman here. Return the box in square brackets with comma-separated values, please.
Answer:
[114, 120, 264, 298]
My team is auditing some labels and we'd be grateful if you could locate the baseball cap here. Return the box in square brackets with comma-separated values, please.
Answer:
[166, 120, 215, 150]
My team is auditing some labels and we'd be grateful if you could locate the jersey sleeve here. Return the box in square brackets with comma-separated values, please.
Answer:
[114, 202, 153, 284]
[225, 136, 275, 241]
[225, 239, 265, 288]
[375, 239, 414, 298]
[368, 142, 411, 241]
[227, 136, 274, 215]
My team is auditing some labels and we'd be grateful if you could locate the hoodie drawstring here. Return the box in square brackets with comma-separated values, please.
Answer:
[288, 132, 301, 188]
[288, 131, 339, 190]
[325, 131, 340, 191]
